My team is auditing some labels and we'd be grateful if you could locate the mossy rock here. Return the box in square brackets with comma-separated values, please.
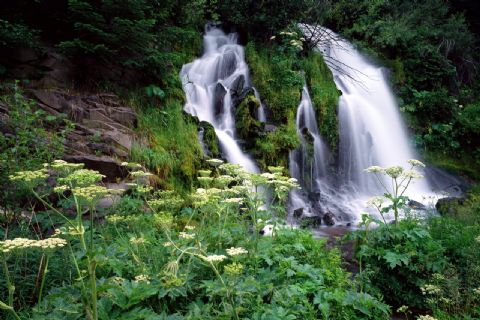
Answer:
[235, 92, 262, 147]
[199, 121, 221, 158]
[301, 53, 340, 152]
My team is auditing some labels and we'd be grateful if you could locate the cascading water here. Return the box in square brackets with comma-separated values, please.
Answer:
[180, 25, 259, 173]
[292, 25, 441, 223]
[289, 86, 330, 215]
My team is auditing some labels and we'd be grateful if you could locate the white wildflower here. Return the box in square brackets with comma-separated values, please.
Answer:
[365, 166, 384, 173]
[179, 232, 195, 239]
[202, 254, 227, 263]
[226, 247, 248, 256]
[407, 159, 426, 167]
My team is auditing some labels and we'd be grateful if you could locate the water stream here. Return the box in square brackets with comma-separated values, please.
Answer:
[180, 25, 259, 173]
[292, 25, 441, 223]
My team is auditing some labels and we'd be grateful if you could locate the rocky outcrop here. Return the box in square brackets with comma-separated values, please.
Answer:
[436, 197, 465, 216]
[27, 89, 138, 181]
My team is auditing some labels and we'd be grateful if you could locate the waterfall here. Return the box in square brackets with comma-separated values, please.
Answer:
[180, 25, 259, 173]
[290, 86, 329, 191]
[292, 24, 437, 222]
[289, 86, 331, 216]
[313, 26, 431, 197]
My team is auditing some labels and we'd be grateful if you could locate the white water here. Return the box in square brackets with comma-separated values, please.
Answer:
[294, 25, 436, 222]
[253, 88, 267, 122]
[180, 25, 259, 173]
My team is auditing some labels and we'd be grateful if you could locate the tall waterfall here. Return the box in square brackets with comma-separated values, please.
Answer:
[292, 25, 436, 222]
[180, 25, 259, 173]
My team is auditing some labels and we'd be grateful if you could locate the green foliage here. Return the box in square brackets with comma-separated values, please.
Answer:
[352, 219, 447, 308]
[217, 0, 327, 40]
[246, 42, 303, 124]
[131, 96, 202, 192]
[0, 83, 70, 210]
[426, 187, 480, 317]
[0, 19, 38, 49]
[2, 160, 389, 319]
[235, 93, 261, 143]
[329, 0, 480, 166]
[255, 117, 300, 170]
[300, 53, 340, 150]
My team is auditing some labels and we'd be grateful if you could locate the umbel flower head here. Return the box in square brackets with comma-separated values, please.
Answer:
[226, 247, 248, 256]
[58, 169, 105, 187]
[201, 254, 227, 263]
[9, 168, 49, 188]
[206, 158, 224, 167]
[1, 237, 67, 253]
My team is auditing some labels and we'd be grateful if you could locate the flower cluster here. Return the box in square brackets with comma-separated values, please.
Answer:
[420, 284, 442, 295]
[134, 274, 151, 284]
[226, 247, 248, 256]
[366, 196, 384, 208]
[58, 169, 105, 187]
[9, 168, 48, 187]
[129, 236, 147, 245]
[385, 166, 404, 178]
[178, 232, 195, 239]
[206, 158, 224, 167]
[72, 185, 111, 203]
[1, 237, 67, 253]
[224, 262, 244, 275]
[407, 159, 426, 167]
[202, 254, 227, 263]
[50, 160, 84, 173]
[417, 316, 437, 320]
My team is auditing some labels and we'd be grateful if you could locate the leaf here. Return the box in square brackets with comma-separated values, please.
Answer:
[383, 251, 408, 268]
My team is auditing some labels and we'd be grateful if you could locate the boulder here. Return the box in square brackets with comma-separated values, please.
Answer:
[293, 207, 304, 218]
[322, 211, 336, 226]
[300, 215, 322, 228]
[63, 155, 127, 182]
[408, 199, 427, 210]
[28, 89, 138, 160]
[214, 83, 227, 117]
[435, 197, 465, 216]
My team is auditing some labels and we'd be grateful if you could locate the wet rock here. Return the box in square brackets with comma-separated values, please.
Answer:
[308, 190, 321, 202]
[436, 197, 465, 216]
[199, 121, 221, 158]
[264, 124, 277, 133]
[214, 83, 227, 117]
[408, 200, 427, 210]
[322, 211, 336, 226]
[293, 207, 304, 218]
[300, 216, 322, 228]
[218, 50, 237, 79]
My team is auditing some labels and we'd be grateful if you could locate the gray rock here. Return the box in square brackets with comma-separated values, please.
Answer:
[322, 211, 336, 226]
[408, 200, 427, 210]
[63, 155, 127, 182]
[435, 197, 465, 216]
[293, 207, 304, 218]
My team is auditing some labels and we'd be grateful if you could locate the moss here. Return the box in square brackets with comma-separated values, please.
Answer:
[300, 53, 340, 151]
[128, 93, 202, 193]
[245, 42, 303, 124]
[423, 150, 480, 181]
[199, 121, 221, 158]
[254, 110, 300, 170]
[235, 93, 261, 145]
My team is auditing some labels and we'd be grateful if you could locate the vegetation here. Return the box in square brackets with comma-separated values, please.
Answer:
[1, 161, 390, 319]
[328, 0, 480, 171]
[1, 1, 480, 320]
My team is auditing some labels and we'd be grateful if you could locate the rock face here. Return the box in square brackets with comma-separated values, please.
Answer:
[28, 89, 138, 181]
[436, 197, 465, 216]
